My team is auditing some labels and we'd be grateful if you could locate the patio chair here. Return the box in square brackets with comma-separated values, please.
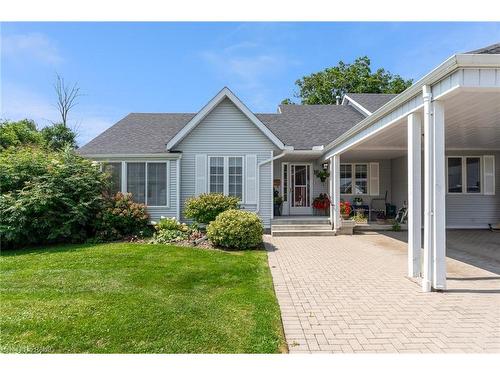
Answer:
[370, 191, 387, 221]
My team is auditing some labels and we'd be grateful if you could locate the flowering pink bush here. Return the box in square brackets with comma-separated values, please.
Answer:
[94, 192, 151, 240]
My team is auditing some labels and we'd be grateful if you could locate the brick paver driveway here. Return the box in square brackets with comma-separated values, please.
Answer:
[265, 231, 500, 353]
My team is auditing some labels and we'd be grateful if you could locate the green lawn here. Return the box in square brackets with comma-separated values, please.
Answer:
[0, 243, 286, 353]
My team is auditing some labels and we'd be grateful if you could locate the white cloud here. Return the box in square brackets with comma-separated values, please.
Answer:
[2, 32, 64, 65]
[200, 42, 296, 110]
[1, 84, 114, 146]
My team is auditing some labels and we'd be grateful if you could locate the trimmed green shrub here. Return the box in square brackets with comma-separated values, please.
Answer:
[207, 209, 263, 249]
[0, 146, 107, 248]
[94, 192, 151, 241]
[184, 193, 239, 224]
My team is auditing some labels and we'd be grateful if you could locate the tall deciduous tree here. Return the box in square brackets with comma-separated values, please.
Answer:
[283, 56, 413, 105]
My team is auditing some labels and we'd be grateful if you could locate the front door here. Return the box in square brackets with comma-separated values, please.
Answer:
[290, 163, 312, 215]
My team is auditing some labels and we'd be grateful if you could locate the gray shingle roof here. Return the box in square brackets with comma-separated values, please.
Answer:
[78, 105, 365, 154]
[466, 42, 500, 54]
[78, 113, 195, 154]
[345, 93, 398, 113]
[257, 105, 364, 150]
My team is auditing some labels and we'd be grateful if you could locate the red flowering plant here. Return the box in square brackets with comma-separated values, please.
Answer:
[312, 193, 330, 210]
[339, 200, 352, 218]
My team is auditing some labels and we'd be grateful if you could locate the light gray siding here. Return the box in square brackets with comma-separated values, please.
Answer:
[445, 151, 500, 228]
[389, 151, 500, 228]
[174, 98, 279, 228]
[391, 156, 408, 211]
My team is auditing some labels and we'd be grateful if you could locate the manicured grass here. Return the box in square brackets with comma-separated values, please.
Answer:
[0, 243, 286, 353]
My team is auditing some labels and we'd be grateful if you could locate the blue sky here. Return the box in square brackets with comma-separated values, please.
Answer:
[2, 22, 499, 145]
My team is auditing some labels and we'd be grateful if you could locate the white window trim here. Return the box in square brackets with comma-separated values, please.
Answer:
[124, 160, 170, 208]
[208, 155, 245, 202]
[340, 163, 370, 196]
[446, 156, 483, 195]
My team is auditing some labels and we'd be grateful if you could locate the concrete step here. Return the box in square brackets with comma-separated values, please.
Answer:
[271, 224, 333, 231]
[271, 218, 330, 225]
[271, 229, 336, 237]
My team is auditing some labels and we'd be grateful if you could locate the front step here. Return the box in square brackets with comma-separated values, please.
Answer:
[271, 218, 330, 225]
[271, 224, 332, 231]
[271, 229, 337, 237]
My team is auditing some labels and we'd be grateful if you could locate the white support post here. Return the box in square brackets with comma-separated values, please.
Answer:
[407, 113, 422, 278]
[432, 101, 447, 290]
[332, 155, 341, 230]
[422, 85, 433, 292]
[329, 157, 334, 228]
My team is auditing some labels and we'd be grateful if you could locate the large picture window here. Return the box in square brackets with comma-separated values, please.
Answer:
[103, 162, 122, 196]
[127, 163, 146, 204]
[209, 156, 244, 200]
[147, 163, 167, 206]
[447, 156, 481, 194]
[127, 162, 168, 205]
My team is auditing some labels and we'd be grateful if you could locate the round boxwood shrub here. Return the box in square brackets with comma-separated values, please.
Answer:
[206, 209, 263, 249]
[184, 193, 239, 224]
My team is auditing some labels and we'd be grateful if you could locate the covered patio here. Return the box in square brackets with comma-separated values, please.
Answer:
[323, 54, 500, 291]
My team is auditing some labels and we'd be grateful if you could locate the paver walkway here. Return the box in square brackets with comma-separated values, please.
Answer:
[265, 231, 500, 353]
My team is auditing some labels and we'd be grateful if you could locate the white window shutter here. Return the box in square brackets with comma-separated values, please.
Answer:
[195, 154, 207, 196]
[245, 154, 257, 204]
[369, 162, 380, 196]
[483, 155, 495, 195]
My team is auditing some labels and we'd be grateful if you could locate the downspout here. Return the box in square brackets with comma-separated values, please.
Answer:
[256, 150, 288, 213]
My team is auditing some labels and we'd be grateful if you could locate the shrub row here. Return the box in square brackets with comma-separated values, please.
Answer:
[0, 146, 150, 249]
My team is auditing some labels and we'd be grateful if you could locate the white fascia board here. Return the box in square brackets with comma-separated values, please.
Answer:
[321, 55, 459, 160]
[166, 87, 285, 150]
[342, 95, 372, 116]
[83, 153, 182, 159]
[322, 53, 500, 160]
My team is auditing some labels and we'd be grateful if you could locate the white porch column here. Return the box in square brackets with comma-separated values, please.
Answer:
[407, 113, 422, 278]
[422, 85, 433, 292]
[330, 155, 341, 230]
[432, 100, 447, 290]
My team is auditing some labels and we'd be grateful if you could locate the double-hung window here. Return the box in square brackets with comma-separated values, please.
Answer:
[209, 157, 225, 194]
[340, 163, 369, 195]
[209, 156, 244, 201]
[447, 156, 481, 194]
[340, 164, 352, 194]
[127, 162, 168, 205]
[228, 157, 243, 200]
[354, 164, 368, 194]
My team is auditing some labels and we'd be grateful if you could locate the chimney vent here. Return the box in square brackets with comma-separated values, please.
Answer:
[335, 95, 341, 105]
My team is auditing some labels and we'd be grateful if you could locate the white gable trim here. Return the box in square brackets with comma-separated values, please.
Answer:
[342, 95, 372, 116]
[166, 87, 285, 150]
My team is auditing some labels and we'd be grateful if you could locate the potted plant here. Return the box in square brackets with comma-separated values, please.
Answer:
[273, 192, 283, 216]
[339, 200, 351, 219]
[312, 193, 330, 215]
[353, 197, 363, 206]
[314, 169, 330, 182]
